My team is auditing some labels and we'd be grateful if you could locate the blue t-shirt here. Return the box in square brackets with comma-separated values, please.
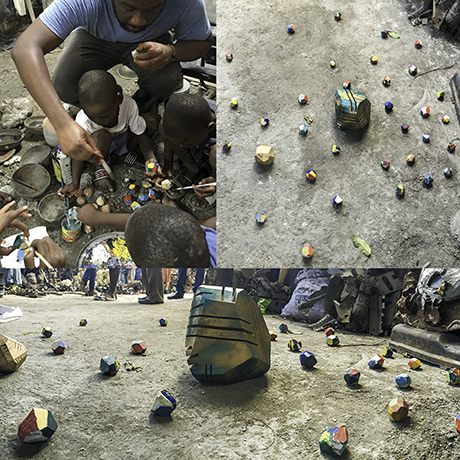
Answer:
[39, 0, 211, 43]
[202, 226, 216, 268]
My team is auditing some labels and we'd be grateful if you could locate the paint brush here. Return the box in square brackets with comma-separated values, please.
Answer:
[0, 172, 39, 192]
[174, 182, 216, 191]
[59, 178, 71, 229]
[101, 159, 114, 180]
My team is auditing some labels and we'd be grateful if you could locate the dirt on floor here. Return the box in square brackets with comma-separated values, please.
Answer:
[0, 293, 459, 460]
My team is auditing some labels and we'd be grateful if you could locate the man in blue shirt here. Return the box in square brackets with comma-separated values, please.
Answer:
[12, 0, 212, 164]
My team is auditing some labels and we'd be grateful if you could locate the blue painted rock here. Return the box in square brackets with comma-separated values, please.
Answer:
[299, 124, 308, 135]
[131, 340, 147, 354]
[456, 414, 460, 434]
[447, 142, 456, 153]
[279, 323, 289, 333]
[382, 76, 391, 86]
[159, 318, 168, 327]
[368, 353, 384, 369]
[388, 397, 409, 421]
[299, 351, 317, 369]
[151, 390, 177, 416]
[260, 117, 269, 127]
[382, 346, 393, 358]
[326, 335, 340, 346]
[79, 319, 87, 327]
[401, 123, 409, 133]
[100, 355, 120, 375]
[422, 133, 430, 143]
[332, 195, 343, 207]
[408, 358, 421, 369]
[18, 408, 58, 443]
[319, 425, 348, 457]
[332, 145, 341, 154]
[396, 185, 405, 197]
[288, 338, 302, 352]
[446, 368, 460, 385]
[420, 107, 430, 118]
[146, 162, 159, 174]
[305, 169, 316, 182]
[381, 159, 390, 169]
[344, 368, 360, 385]
[385, 102, 393, 112]
[287, 24, 295, 34]
[42, 327, 53, 338]
[408, 64, 417, 76]
[395, 373, 411, 389]
[51, 340, 66, 355]
[444, 168, 453, 178]
[423, 175, 433, 188]
[335, 12, 342, 21]
[381, 29, 388, 38]
[256, 213, 266, 224]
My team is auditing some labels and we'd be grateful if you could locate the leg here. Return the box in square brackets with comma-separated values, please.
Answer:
[168, 268, 186, 299]
[87, 268, 97, 296]
[107, 267, 120, 300]
[139, 268, 163, 304]
[193, 269, 206, 293]
[92, 130, 113, 192]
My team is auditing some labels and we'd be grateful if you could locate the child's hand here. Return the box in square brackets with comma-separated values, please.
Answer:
[57, 183, 79, 198]
[153, 168, 173, 190]
[0, 201, 31, 237]
[132, 42, 173, 72]
[0, 245, 15, 256]
[144, 159, 163, 178]
[77, 204, 98, 226]
[23, 237, 66, 268]
[193, 177, 216, 198]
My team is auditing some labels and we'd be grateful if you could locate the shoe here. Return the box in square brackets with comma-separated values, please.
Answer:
[138, 297, 164, 305]
[167, 292, 184, 300]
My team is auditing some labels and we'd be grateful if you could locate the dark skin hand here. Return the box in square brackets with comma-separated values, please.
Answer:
[0, 201, 31, 238]
[23, 236, 67, 268]
[77, 204, 130, 231]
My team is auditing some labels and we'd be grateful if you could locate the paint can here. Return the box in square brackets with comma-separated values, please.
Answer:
[61, 217, 81, 242]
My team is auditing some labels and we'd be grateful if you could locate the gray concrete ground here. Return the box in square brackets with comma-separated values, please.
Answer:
[1, 293, 459, 459]
[217, 0, 460, 268]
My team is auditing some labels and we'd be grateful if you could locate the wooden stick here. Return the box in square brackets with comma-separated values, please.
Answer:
[174, 182, 216, 191]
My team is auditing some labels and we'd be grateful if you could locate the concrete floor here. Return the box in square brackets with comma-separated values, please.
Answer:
[217, 0, 460, 268]
[1, 294, 460, 459]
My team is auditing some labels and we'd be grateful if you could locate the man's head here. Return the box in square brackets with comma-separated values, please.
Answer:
[78, 70, 122, 128]
[162, 94, 215, 148]
[125, 204, 211, 267]
[113, 0, 165, 33]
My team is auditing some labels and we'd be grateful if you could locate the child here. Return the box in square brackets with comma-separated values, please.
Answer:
[157, 93, 216, 200]
[62, 69, 161, 195]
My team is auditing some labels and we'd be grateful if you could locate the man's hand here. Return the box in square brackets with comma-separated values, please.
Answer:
[132, 42, 173, 72]
[0, 246, 15, 256]
[0, 201, 31, 237]
[24, 236, 66, 268]
[77, 204, 100, 226]
[57, 121, 103, 164]
[193, 177, 216, 198]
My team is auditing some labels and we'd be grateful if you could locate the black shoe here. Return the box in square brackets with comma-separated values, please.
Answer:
[167, 292, 184, 300]
[138, 297, 164, 305]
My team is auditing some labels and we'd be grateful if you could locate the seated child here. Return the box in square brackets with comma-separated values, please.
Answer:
[158, 93, 216, 200]
[76, 203, 216, 268]
[62, 69, 161, 195]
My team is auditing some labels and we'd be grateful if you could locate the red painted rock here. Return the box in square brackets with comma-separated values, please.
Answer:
[446, 368, 460, 385]
[18, 408, 58, 443]
[325, 327, 335, 336]
[408, 358, 421, 369]
[51, 340, 66, 355]
[131, 340, 147, 354]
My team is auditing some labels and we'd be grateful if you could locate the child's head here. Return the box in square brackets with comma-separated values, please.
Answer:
[162, 94, 215, 148]
[78, 70, 122, 128]
[124, 204, 211, 267]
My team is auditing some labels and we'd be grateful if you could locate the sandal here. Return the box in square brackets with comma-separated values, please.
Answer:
[93, 294, 107, 301]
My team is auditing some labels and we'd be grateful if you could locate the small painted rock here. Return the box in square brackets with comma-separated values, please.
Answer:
[161, 179, 172, 190]
[444, 167, 453, 178]
[408, 64, 417, 76]
[401, 123, 409, 133]
[128, 184, 137, 195]
[330, 60, 337, 68]
[225, 52, 233, 61]
[388, 397, 409, 421]
[306, 169, 316, 182]
[100, 355, 120, 375]
[396, 185, 405, 197]
[456, 414, 460, 434]
[406, 154, 415, 165]
[131, 340, 147, 354]
[42, 327, 53, 338]
[260, 117, 269, 127]
[335, 12, 342, 21]
[344, 368, 360, 386]
[287, 24, 295, 34]
[222, 140, 231, 152]
[385, 102, 393, 112]
[299, 123, 308, 135]
[319, 425, 348, 457]
[139, 194, 149, 202]
[123, 195, 133, 205]
[420, 106, 430, 118]
[382, 76, 391, 87]
[298, 94, 308, 104]
[408, 358, 421, 369]
[422, 133, 430, 143]
[381, 29, 388, 38]
[230, 98, 238, 108]
[279, 323, 289, 333]
[326, 335, 339, 346]
[146, 162, 158, 174]
[442, 114, 450, 124]
[382, 346, 393, 358]
[368, 354, 384, 369]
[299, 351, 317, 369]
[437, 91, 445, 101]
[423, 175, 433, 188]
[151, 390, 176, 417]
[446, 367, 460, 385]
[332, 145, 341, 154]
[256, 213, 266, 224]
[415, 39, 422, 49]
[79, 319, 87, 327]
[370, 56, 378, 65]
[288, 338, 302, 352]
[269, 331, 277, 341]
[123, 178, 131, 188]
[381, 159, 390, 170]
[395, 373, 411, 389]
[333, 195, 343, 207]
[302, 243, 314, 258]
[18, 408, 58, 443]
[325, 327, 335, 336]
[130, 201, 141, 211]
[159, 318, 168, 327]
[447, 142, 456, 153]
[51, 340, 66, 355]
[342, 80, 351, 90]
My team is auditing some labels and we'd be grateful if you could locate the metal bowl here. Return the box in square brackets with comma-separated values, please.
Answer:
[117, 64, 137, 80]
[20, 145, 51, 168]
[24, 116, 45, 135]
[0, 129, 24, 151]
[12, 163, 50, 199]
[38, 193, 65, 223]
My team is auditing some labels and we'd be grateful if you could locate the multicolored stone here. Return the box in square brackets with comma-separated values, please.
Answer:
[299, 351, 317, 369]
[344, 368, 360, 385]
[298, 94, 308, 104]
[41, 327, 53, 338]
[287, 24, 295, 34]
[396, 185, 405, 197]
[288, 338, 302, 352]
[131, 340, 147, 354]
[79, 319, 87, 326]
[408, 64, 417, 76]
[159, 318, 168, 327]
[305, 169, 316, 182]
[388, 397, 409, 421]
[395, 373, 411, 389]
[256, 213, 266, 224]
[100, 355, 120, 375]
[326, 335, 340, 347]
[368, 354, 384, 369]
[446, 367, 460, 385]
[302, 243, 314, 258]
[408, 358, 421, 369]
[18, 408, 58, 443]
[423, 175, 433, 188]
[381, 346, 393, 358]
[151, 390, 177, 417]
[51, 340, 66, 355]
[319, 425, 348, 457]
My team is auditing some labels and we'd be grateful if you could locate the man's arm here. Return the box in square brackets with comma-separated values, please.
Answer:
[11, 19, 103, 163]
[77, 204, 131, 231]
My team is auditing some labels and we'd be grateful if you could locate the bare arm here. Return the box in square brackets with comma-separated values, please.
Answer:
[77, 204, 131, 231]
[11, 19, 102, 163]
